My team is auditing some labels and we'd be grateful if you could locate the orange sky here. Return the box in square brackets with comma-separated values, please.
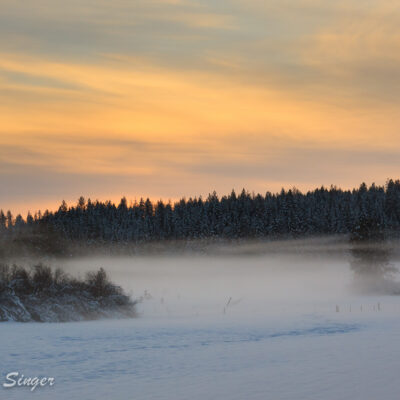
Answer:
[1, 0, 400, 216]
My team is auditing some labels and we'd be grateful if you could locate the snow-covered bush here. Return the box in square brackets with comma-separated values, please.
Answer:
[0, 264, 136, 322]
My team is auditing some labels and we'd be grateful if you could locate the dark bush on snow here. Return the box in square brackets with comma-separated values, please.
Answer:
[32, 264, 53, 290]
[86, 267, 122, 297]
[0, 264, 136, 322]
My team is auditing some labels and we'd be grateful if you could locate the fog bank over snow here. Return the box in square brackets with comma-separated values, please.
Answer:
[56, 238, 400, 319]
[2, 239, 400, 400]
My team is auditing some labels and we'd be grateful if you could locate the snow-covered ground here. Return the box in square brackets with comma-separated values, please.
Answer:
[2, 251, 400, 400]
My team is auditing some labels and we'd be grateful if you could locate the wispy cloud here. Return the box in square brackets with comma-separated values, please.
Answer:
[1, 0, 400, 214]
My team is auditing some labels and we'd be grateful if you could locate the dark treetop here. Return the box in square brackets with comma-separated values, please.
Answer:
[2, 180, 400, 249]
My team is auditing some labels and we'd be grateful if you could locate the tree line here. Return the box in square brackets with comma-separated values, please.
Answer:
[1, 179, 400, 245]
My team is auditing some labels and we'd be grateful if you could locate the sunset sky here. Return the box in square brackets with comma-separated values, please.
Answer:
[1, 0, 400, 215]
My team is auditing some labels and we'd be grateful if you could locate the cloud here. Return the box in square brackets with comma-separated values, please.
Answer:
[1, 0, 400, 213]
[0, 0, 234, 62]
[2, 0, 400, 107]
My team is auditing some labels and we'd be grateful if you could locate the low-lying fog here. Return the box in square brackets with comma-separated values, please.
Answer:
[4, 238, 400, 400]
[54, 238, 400, 320]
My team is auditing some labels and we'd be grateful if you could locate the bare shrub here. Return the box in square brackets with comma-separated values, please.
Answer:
[32, 264, 53, 290]
[0, 264, 135, 322]
[85, 268, 121, 297]
[11, 264, 32, 294]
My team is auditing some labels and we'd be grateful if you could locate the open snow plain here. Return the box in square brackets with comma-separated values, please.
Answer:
[2, 245, 400, 400]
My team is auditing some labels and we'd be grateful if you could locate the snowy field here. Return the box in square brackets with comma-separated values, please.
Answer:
[2, 248, 400, 400]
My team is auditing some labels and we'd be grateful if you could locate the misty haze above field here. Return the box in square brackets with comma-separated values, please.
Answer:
[3, 245, 400, 400]
[52, 237, 400, 323]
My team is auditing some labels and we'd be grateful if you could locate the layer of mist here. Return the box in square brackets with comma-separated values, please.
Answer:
[44, 238, 399, 322]
[2, 237, 399, 322]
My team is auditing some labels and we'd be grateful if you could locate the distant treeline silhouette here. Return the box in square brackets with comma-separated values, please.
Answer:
[1, 180, 400, 248]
